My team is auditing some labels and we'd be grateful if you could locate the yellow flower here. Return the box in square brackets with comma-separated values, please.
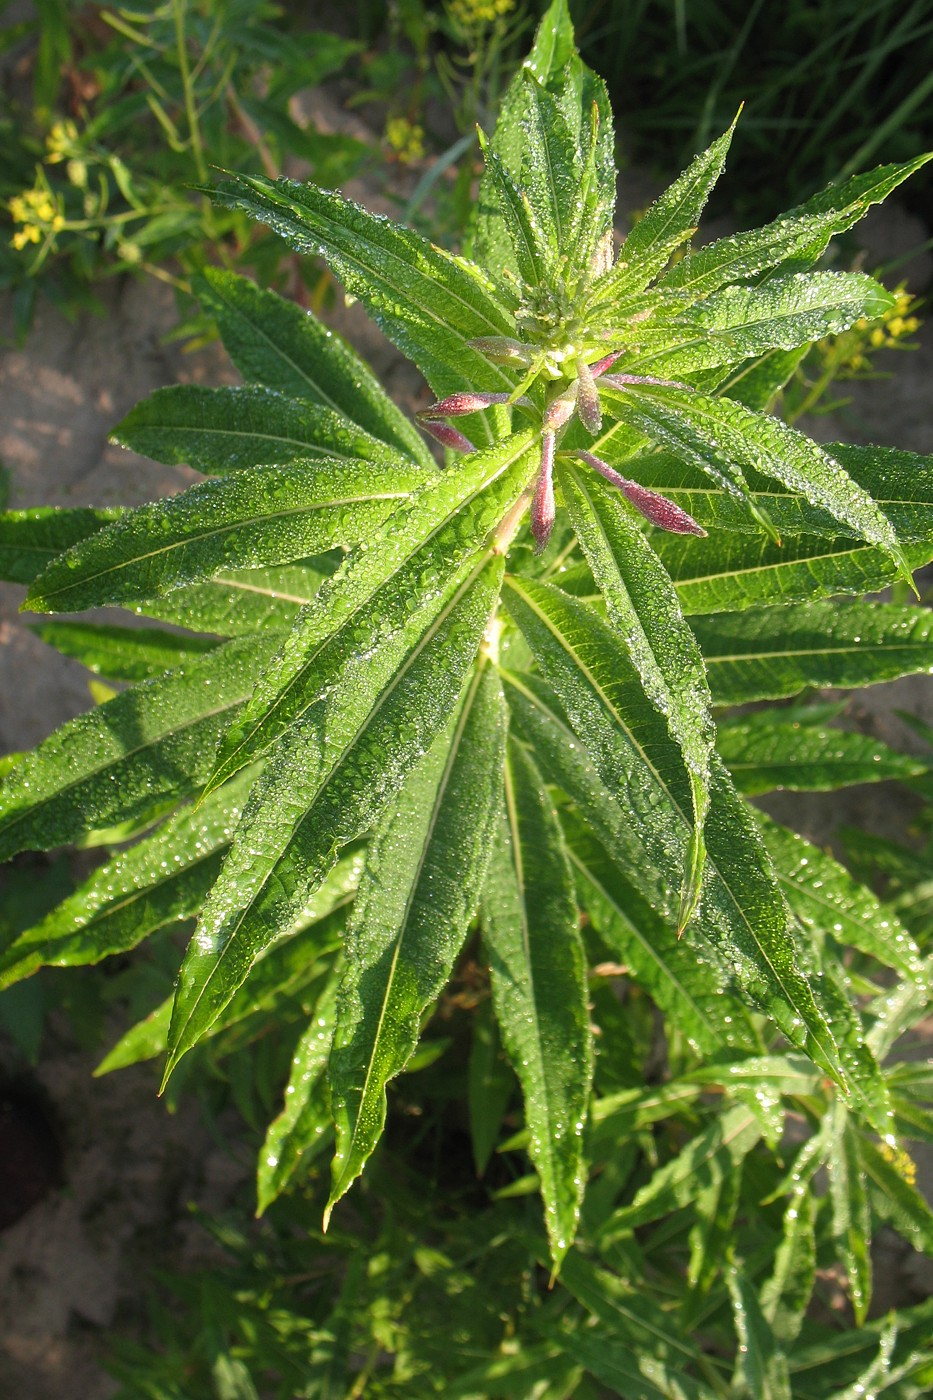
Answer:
[385, 116, 426, 165]
[879, 1142, 917, 1187]
[45, 119, 79, 163]
[448, 0, 515, 27]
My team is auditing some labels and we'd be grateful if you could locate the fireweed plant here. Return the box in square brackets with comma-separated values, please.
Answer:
[3, 0, 933, 1370]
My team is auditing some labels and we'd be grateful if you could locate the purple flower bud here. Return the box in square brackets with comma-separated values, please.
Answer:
[531, 432, 556, 552]
[419, 391, 515, 418]
[543, 383, 578, 433]
[575, 358, 602, 435]
[619, 480, 706, 536]
[571, 450, 705, 536]
[587, 350, 623, 379]
[419, 419, 475, 453]
[467, 336, 535, 365]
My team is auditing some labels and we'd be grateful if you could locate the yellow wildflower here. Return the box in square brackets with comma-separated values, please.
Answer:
[879, 1142, 917, 1187]
[385, 116, 426, 165]
[45, 119, 79, 162]
[448, 0, 515, 28]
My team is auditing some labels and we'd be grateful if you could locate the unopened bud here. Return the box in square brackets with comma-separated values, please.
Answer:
[419, 419, 475, 453]
[543, 383, 578, 432]
[467, 336, 534, 365]
[531, 432, 556, 552]
[575, 357, 602, 435]
[418, 390, 514, 418]
[587, 350, 623, 379]
[572, 450, 705, 536]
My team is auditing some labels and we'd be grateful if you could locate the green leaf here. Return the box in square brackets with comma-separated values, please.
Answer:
[477, 128, 552, 287]
[27, 620, 219, 681]
[829, 1099, 872, 1324]
[482, 739, 592, 1270]
[759, 1187, 816, 1346]
[0, 774, 253, 990]
[501, 579, 851, 1079]
[26, 460, 420, 613]
[603, 382, 910, 582]
[134, 559, 328, 637]
[556, 1249, 703, 1372]
[719, 716, 925, 794]
[562, 810, 753, 1056]
[559, 461, 714, 925]
[0, 635, 277, 862]
[628, 271, 895, 377]
[210, 173, 516, 446]
[727, 1263, 791, 1400]
[97, 855, 358, 1075]
[600, 1104, 763, 1237]
[256, 972, 340, 1215]
[554, 1327, 717, 1400]
[760, 816, 926, 985]
[659, 530, 933, 618]
[112, 384, 413, 476]
[194, 266, 434, 470]
[589, 118, 737, 306]
[468, 989, 515, 1176]
[205, 430, 536, 794]
[163, 555, 504, 1082]
[326, 661, 507, 1217]
[659, 154, 933, 298]
[684, 1168, 743, 1324]
[694, 600, 933, 705]
[0, 507, 119, 585]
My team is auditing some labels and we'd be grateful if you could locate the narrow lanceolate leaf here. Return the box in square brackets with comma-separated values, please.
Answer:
[28, 620, 219, 681]
[194, 266, 434, 470]
[555, 1251, 703, 1373]
[0, 772, 253, 990]
[627, 272, 895, 377]
[659, 530, 933, 618]
[326, 661, 507, 1217]
[163, 555, 503, 1082]
[600, 1105, 763, 1239]
[659, 154, 933, 298]
[478, 130, 552, 286]
[719, 717, 925, 794]
[563, 811, 748, 1056]
[602, 382, 911, 583]
[502, 579, 851, 1081]
[135, 559, 328, 637]
[483, 740, 593, 1270]
[829, 1100, 873, 1325]
[727, 1265, 792, 1400]
[26, 460, 421, 613]
[470, 0, 578, 279]
[0, 507, 119, 585]
[97, 854, 359, 1075]
[0, 635, 277, 862]
[587, 117, 736, 308]
[760, 816, 926, 985]
[760, 1187, 817, 1346]
[112, 384, 413, 476]
[257, 971, 341, 1215]
[693, 600, 933, 706]
[211, 173, 516, 445]
[554, 1329, 717, 1400]
[559, 462, 714, 926]
[205, 430, 536, 795]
